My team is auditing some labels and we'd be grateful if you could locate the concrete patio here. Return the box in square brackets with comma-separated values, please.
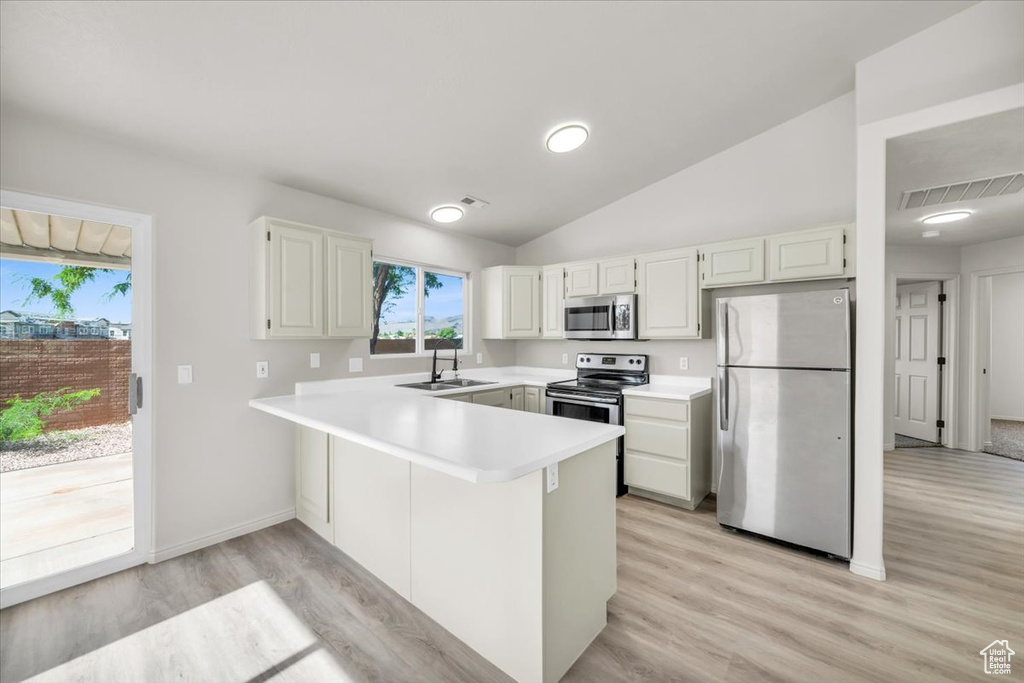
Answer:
[0, 452, 133, 589]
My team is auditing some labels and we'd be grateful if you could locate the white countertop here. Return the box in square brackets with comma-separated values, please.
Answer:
[622, 375, 713, 401]
[250, 367, 623, 484]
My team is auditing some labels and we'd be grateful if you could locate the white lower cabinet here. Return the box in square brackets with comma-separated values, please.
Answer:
[296, 426, 332, 541]
[524, 386, 544, 413]
[442, 392, 472, 402]
[333, 436, 412, 599]
[624, 394, 712, 510]
[511, 386, 525, 411]
[767, 225, 846, 281]
[472, 387, 514, 409]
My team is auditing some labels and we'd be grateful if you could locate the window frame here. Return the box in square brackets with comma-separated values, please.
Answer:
[369, 256, 471, 359]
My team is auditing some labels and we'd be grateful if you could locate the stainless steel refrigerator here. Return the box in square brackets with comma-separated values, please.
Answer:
[716, 288, 852, 558]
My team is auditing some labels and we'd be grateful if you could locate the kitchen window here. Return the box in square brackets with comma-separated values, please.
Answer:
[370, 258, 468, 356]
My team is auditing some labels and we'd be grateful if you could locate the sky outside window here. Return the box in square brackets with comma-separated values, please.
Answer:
[0, 260, 132, 321]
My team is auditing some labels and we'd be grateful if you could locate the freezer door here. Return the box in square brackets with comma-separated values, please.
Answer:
[717, 289, 850, 369]
[717, 367, 851, 558]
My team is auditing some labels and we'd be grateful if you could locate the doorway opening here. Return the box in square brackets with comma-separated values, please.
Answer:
[977, 269, 1024, 460]
[0, 192, 151, 608]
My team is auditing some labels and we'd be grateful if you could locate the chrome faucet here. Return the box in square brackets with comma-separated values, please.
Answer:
[430, 339, 458, 383]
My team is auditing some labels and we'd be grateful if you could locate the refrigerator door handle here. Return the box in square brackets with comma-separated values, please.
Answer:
[717, 301, 728, 362]
[719, 367, 728, 431]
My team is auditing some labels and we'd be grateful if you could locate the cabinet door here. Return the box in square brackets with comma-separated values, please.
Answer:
[327, 234, 372, 337]
[296, 427, 332, 542]
[524, 387, 543, 413]
[473, 388, 513, 409]
[505, 268, 541, 338]
[768, 227, 845, 281]
[269, 222, 323, 337]
[511, 386, 525, 411]
[564, 262, 599, 298]
[541, 266, 565, 338]
[599, 257, 635, 295]
[700, 238, 765, 288]
[637, 248, 702, 338]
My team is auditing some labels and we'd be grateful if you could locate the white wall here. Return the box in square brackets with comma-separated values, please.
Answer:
[856, 1, 1024, 125]
[853, 0, 1024, 581]
[0, 108, 517, 556]
[514, 92, 856, 380]
[989, 271, 1024, 421]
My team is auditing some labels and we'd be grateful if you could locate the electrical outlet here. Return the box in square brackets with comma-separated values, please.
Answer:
[679, 357, 689, 371]
[177, 365, 193, 384]
[476, 352, 483, 364]
[349, 357, 363, 373]
[255, 361, 269, 379]
[546, 462, 559, 493]
[562, 353, 569, 365]
[310, 352, 320, 369]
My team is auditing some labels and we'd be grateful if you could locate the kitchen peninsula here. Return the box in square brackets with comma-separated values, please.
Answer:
[249, 370, 624, 683]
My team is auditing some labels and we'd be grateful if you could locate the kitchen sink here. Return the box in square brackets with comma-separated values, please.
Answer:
[440, 379, 497, 388]
[395, 378, 498, 391]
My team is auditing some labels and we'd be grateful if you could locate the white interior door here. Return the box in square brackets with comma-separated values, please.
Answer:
[894, 282, 940, 442]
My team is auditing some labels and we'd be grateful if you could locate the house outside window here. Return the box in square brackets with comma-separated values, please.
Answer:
[370, 259, 467, 356]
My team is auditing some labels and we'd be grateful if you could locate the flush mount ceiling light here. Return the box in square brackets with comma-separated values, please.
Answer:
[922, 230, 941, 239]
[545, 123, 589, 153]
[922, 211, 971, 225]
[430, 205, 464, 224]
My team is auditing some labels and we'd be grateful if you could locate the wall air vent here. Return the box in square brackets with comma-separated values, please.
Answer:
[458, 195, 490, 210]
[898, 172, 1024, 210]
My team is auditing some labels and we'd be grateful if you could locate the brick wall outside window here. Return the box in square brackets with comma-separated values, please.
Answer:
[0, 340, 131, 431]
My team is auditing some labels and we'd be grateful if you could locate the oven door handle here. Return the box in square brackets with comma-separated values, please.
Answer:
[546, 391, 620, 405]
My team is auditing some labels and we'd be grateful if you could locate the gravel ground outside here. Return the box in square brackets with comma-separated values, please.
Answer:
[0, 422, 132, 473]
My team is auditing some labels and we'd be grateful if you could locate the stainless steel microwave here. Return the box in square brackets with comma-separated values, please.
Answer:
[564, 295, 637, 340]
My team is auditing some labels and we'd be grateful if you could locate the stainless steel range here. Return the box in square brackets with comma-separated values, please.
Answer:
[546, 353, 649, 497]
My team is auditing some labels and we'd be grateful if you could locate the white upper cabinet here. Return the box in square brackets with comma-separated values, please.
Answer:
[636, 248, 708, 339]
[564, 262, 599, 298]
[767, 226, 846, 281]
[541, 265, 565, 338]
[327, 233, 373, 337]
[250, 216, 372, 340]
[599, 257, 636, 295]
[699, 237, 765, 289]
[482, 266, 541, 339]
[251, 217, 324, 339]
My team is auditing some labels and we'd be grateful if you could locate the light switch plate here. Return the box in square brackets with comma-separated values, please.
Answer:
[256, 361, 269, 379]
[177, 365, 193, 384]
[679, 357, 689, 371]
[546, 462, 559, 493]
[476, 353, 483, 364]
[349, 357, 363, 373]
[562, 354, 569, 365]
[310, 352, 320, 369]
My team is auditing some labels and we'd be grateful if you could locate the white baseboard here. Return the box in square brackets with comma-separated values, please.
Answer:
[991, 415, 1024, 422]
[883, 442, 895, 451]
[147, 508, 296, 564]
[849, 560, 886, 581]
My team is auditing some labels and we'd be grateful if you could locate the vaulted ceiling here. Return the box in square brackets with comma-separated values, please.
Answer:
[0, 1, 975, 246]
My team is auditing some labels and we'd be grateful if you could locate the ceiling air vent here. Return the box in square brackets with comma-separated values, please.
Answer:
[458, 195, 490, 210]
[898, 173, 1024, 210]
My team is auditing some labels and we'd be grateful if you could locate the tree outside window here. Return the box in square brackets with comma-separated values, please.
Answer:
[371, 260, 466, 355]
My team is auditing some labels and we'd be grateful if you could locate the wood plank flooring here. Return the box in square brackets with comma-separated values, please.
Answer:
[1, 446, 1021, 682]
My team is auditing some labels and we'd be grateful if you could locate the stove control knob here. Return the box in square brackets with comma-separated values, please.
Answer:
[628, 359, 634, 364]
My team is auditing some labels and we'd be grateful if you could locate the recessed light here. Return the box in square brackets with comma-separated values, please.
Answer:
[922, 211, 971, 225]
[430, 205, 464, 224]
[922, 230, 941, 239]
[545, 123, 589, 153]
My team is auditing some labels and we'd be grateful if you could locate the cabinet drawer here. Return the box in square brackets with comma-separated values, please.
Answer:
[625, 452, 690, 500]
[625, 417, 689, 461]
[625, 397, 689, 422]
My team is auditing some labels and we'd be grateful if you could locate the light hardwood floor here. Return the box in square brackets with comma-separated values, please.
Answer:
[1, 446, 1021, 682]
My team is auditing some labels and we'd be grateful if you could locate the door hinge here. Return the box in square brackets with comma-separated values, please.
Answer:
[843, 258, 847, 268]
[267, 319, 271, 330]
[937, 356, 946, 366]
[936, 419, 945, 428]
[938, 293, 947, 303]
[267, 231, 271, 241]
[843, 234, 847, 244]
